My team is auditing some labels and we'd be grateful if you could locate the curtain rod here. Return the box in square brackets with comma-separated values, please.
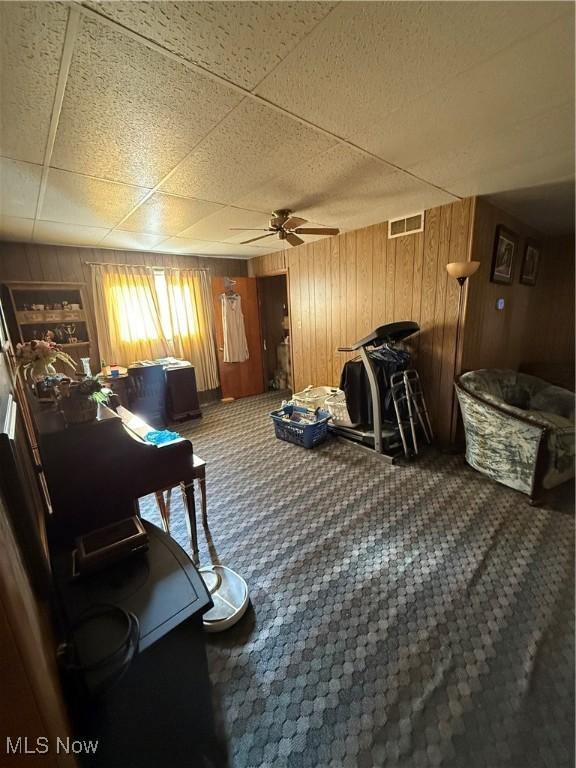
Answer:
[85, 261, 211, 272]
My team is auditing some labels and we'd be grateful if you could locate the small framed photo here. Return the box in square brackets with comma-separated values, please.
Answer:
[520, 240, 540, 286]
[491, 226, 518, 284]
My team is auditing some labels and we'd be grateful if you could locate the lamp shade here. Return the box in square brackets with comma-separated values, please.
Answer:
[446, 261, 480, 280]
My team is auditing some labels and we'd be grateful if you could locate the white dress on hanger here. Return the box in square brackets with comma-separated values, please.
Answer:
[221, 293, 249, 363]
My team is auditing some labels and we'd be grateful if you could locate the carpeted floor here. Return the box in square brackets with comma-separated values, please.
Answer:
[140, 392, 574, 768]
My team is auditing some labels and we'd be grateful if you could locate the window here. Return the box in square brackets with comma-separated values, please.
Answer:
[154, 269, 198, 342]
[112, 283, 160, 343]
[110, 270, 199, 345]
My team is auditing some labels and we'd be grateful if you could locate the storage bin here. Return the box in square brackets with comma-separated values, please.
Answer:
[324, 391, 356, 427]
[270, 405, 331, 449]
[291, 385, 340, 410]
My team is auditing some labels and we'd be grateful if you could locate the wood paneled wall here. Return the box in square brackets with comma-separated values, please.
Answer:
[250, 198, 475, 443]
[463, 199, 574, 374]
[0, 241, 248, 370]
[523, 234, 575, 367]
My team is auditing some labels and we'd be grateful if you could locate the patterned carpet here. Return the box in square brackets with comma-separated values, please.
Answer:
[139, 392, 574, 768]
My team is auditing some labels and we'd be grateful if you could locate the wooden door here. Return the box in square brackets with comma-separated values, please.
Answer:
[212, 277, 265, 399]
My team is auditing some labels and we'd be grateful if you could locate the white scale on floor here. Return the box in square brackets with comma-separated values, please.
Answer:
[198, 565, 249, 632]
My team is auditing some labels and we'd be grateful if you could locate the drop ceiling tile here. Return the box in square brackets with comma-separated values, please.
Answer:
[41, 169, 150, 228]
[160, 100, 336, 204]
[236, 144, 456, 230]
[100, 231, 166, 250]
[360, 14, 575, 168]
[200, 241, 276, 257]
[255, 2, 571, 146]
[410, 102, 575, 197]
[34, 221, 109, 246]
[178, 206, 271, 242]
[155, 237, 218, 255]
[83, 1, 337, 89]
[0, 158, 43, 218]
[0, 2, 68, 164]
[0, 216, 34, 241]
[249, 238, 290, 252]
[51, 15, 242, 187]
[119, 193, 223, 236]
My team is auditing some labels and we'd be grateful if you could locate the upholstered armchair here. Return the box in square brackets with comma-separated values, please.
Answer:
[455, 369, 574, 501]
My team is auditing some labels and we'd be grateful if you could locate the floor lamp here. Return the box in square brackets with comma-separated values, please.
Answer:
[445, 260, 480, 443]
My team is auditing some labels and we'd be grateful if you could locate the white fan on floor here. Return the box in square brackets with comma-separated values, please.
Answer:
[199, 565, 249, 632]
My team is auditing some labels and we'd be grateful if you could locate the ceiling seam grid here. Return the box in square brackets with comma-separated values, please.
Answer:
[73, 0, 574, 219]
[27, 0, 458, 248]
[246, 1, 343, 95]
[31, 2, 571, 250]
[353, 5, 575, 131]
[32, 4, 82, 237]
[75, 2, 462, 203]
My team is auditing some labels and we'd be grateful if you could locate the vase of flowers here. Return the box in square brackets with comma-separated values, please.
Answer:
[58, 377, 108, 425]
[15, 340, 77, 381]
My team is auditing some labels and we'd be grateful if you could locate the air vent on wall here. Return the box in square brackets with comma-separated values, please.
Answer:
[388, 212, 424, 239]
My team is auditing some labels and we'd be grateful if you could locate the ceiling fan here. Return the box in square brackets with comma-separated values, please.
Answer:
[230, 209, 339, 247]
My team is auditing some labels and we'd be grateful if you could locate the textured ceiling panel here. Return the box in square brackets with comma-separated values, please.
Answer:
[0, 158, 43, 218]
[237, 144, 456, 230]
[119, 192, 223, 236]
[178, 206, 271, 242]
[155, 236, 219, 255]
[82, 1, 337, 89]
[357, 14, 575, 169]
[410, 102, 575, 198]
[34, 221, 109, 246]
[100, 230, 166, 250]
[51, 15, 243, 187]
[0, 2, 68, 164]
[160, 100, 336, 203]
[0, 1, 573, 252]
[0, 215, 34, 241]
[199, 241, 278, 257]
[41, 169, 150, 228]
[255, 2, 571, 146]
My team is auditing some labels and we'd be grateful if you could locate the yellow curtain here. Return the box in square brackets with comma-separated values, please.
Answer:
[91, 264, 169, 366]
[163, 269, 220, 391]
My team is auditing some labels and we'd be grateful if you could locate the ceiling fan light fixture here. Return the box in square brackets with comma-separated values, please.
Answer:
[231, 208, 341, 248]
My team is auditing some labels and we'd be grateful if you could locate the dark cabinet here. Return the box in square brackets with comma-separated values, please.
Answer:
[166, 365, 201, 421]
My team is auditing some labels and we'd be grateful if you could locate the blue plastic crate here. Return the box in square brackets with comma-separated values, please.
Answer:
[270, 405, 331, 449]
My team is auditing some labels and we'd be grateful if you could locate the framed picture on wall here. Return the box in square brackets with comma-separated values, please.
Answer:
[490, 226, 517, 284]
[520, 240, 540, 286]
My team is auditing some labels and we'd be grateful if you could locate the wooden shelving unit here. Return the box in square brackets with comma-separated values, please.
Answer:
[1, 281, 94, 375]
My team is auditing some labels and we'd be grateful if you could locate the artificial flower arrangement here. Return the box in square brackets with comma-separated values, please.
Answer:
[15, 339, 76, 380]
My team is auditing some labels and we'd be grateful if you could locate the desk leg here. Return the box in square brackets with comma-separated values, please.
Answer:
[181, 481, 199, 562]
[198, 475, 207, 525]
[155, 491, 170, 533]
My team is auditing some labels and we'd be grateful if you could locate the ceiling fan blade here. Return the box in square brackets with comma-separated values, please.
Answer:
[294, 227, 340, 236]
[241, 233, 277, 245]
[283, 216, 307, 230]
[229, 228, 269, 231]
[286, 232, 304, 247]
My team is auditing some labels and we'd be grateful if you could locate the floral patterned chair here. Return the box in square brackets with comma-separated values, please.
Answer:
[455, 369, 574, 502]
